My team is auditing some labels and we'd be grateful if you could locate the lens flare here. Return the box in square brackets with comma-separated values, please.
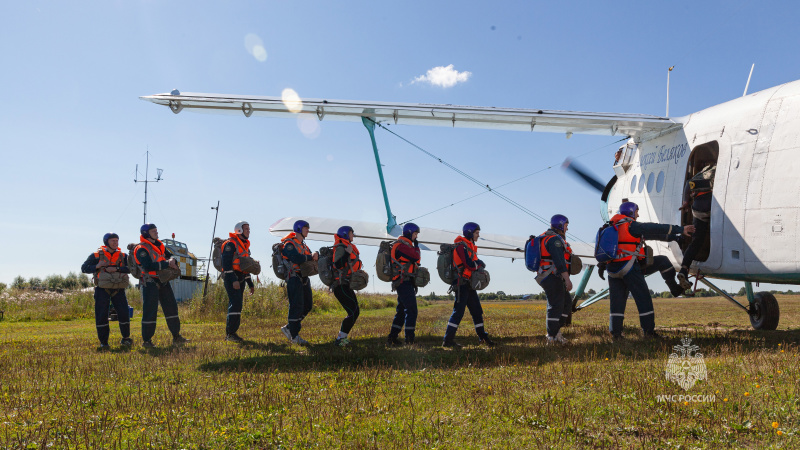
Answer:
[244, 33, 267, 62]
[297, 114, 321, 139]
[282, 88, 303, 113]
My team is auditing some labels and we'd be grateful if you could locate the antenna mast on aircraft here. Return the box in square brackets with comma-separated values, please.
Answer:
[743, 63, 755, 96]
[666, 66, 674, 117]
[134, 150, 164, 224]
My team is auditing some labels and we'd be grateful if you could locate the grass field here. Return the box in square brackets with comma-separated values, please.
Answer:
[1, 290, 799, 448]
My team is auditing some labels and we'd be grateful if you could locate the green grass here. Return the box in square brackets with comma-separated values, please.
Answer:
[1, 291, 798, 448]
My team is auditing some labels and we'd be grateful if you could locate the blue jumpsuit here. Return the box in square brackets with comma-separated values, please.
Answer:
[135, 243, 181, 342]
[81, 250, 131, 345]
[607, 221, 682, 337]
[222, 238, 255, 336]
[282, 241, 314, 339]
[536, 230, 571, 337]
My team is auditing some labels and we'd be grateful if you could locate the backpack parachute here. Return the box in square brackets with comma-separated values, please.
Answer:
[523, 235, 543, 273]
[436, 243, 458, 285]
[594, 223, 619, 263]
[127, 243, 143, 280]
[317, 246, 335, 286]
[211, 238, 225, 272]
[271, 242, 290, 280]
[375, 240, 395, 282]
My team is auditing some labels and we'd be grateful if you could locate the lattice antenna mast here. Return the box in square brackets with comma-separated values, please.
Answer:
[134, 151, 164, 224]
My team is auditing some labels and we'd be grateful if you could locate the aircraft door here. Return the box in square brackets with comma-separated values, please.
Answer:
[681, 140, 723, 270]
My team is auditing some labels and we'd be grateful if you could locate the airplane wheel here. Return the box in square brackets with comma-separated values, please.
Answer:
[749, 292, 780, 330]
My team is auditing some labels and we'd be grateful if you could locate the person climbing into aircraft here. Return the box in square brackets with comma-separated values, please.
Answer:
[279, 220, 318, 346]
[677, 158, 716, 289]
[605, 202, 694, 340]
[221, 221, 255, 343]
[387, 223, 421, 346]
[81, 232, 133, 349]
[443, 222, 496, 348]
[134, 224, 189, 347]
[535, 215, 573, 344]
[331, 225, 362, 347]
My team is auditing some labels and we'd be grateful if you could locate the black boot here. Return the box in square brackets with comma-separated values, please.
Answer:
[442, 339, 463, 349]
[676, 269, 692, 290]
[666, 279, 685, 297]
[387, 335, 403, 346]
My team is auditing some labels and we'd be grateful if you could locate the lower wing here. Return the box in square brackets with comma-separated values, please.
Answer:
[269, 217, 594, 259]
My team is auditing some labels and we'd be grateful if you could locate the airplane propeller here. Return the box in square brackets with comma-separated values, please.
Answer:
[562, 158, 606, 193]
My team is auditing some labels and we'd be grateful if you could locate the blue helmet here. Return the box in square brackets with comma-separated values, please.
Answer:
[619, 202, 639, 218]
[402, 222, 420, 239]
[140, 223, 156, 237]
[550, 214, 569, 232]
[293, 220, 310, 234]
[337, 225, 354, 240]
[463, 222, 481, 240]
[103, 232, 119, 247]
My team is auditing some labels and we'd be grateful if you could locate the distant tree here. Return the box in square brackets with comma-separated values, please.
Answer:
[28, 277, 43, 288]
[587, 288, 597, 296]
[0, 282, 6, 292]
[12, 276, 26, 289]
[79, 273, 92, 288]
[736, 287, 747, 297]
[45, 274, 65, 290]
[63, 272, 81, 289]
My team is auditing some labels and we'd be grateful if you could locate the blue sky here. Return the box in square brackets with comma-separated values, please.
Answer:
[2, 1, 800, 299]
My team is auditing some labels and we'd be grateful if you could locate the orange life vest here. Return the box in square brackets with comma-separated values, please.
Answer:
[281, 232, 311, 276]
[93, 246, 125, 277]
[391, 236, 418, 281]
[453, 236, 478, 280]
[538, 231, 572, 274]
[133, 236, 167, 277]
[222, 233, 251, 272]
[333, 235, 362, 282]
[609, 214, 644, 262]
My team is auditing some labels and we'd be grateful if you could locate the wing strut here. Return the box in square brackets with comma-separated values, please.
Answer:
[362, 116, 397, 233]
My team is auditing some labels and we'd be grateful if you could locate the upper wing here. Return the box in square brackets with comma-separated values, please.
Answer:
[269, 217, 594, 259]
[141, 91, 680, 139]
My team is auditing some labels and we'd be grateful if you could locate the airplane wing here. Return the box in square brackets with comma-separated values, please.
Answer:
[141, 91, 680, 139]
[269, 217, 595, 259]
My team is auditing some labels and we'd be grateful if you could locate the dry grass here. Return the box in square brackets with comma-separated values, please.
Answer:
[0, 292, 798, 448]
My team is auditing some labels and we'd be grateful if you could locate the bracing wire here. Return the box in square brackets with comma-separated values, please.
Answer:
[368, 118, 623, 244]
[401, 136, 627, 225]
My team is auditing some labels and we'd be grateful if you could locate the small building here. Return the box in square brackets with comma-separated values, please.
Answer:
[161, 238, 204, 302]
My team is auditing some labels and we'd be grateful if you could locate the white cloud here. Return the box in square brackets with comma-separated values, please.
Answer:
[411, 64, 472, 88]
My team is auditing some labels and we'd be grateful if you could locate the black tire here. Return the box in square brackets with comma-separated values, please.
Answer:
[750, 291, 780, 330]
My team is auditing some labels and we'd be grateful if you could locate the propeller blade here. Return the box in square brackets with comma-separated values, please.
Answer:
[562, 158, 606, 193]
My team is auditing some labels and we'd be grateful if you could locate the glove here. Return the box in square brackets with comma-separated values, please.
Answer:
[414, 239, 420, 248]
[598, 264, 606, 280]
[476, 259, 486, 269]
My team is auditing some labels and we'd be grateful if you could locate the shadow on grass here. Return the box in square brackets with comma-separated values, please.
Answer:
[197, 326, 800, 374]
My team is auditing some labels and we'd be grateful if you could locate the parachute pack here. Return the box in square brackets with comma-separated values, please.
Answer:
[317, 246, 335, 286]
[594, 223, 619, 263]
[211, 238, 226, 272]
[375, 240, 395, 282]
[271, 243, 289, 280]
[93, 248, 130, 289]
[523, 235, 543, 273]
[127, 243, 143, 280]
[436, 243, 458, 285]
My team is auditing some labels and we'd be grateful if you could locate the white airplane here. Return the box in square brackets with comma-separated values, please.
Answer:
[141, 78, 800, 330]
